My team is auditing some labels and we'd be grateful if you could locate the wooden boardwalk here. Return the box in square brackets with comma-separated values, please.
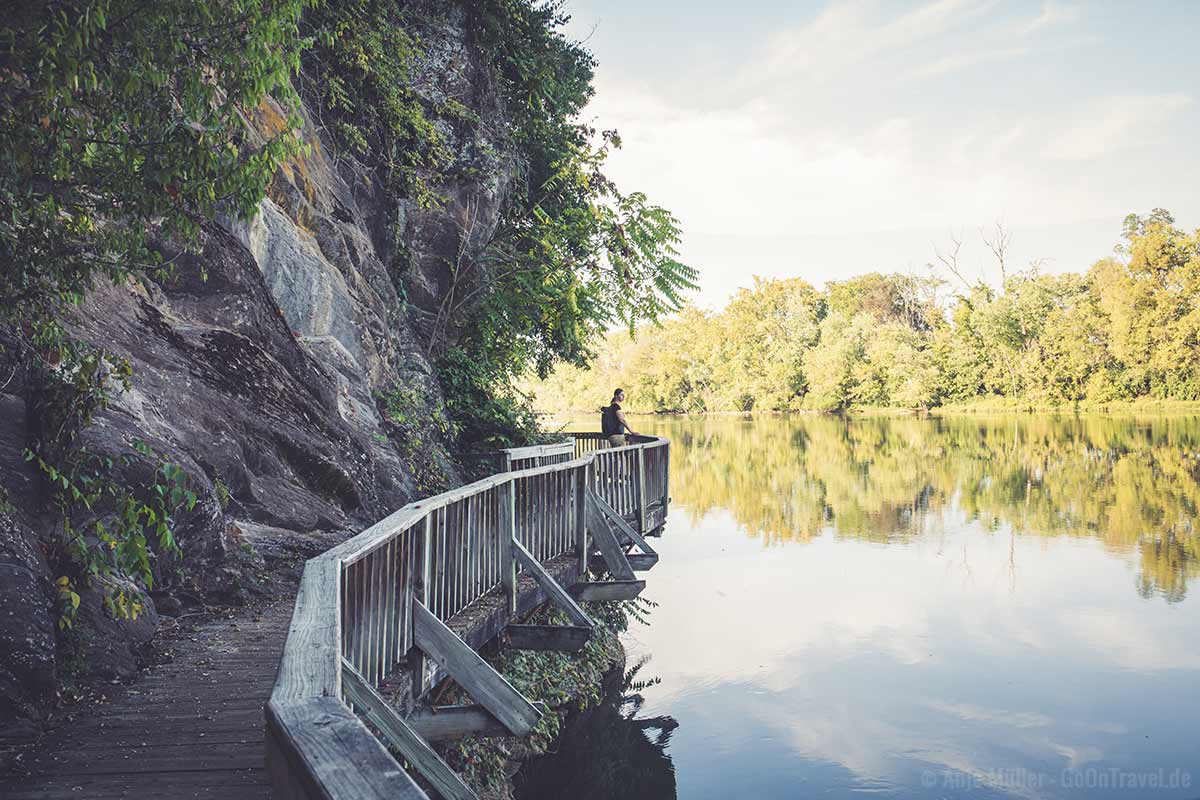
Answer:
[0, 433, 671, 800]
[0, 601, 291, 799]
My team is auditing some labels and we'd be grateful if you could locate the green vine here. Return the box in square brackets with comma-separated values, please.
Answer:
[378, 382, 459, 492]
[300, 0, 457, 207]
[27, 440, 197, 628]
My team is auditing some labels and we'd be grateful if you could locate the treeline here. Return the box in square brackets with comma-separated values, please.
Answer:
[534, 210, 1200, 412]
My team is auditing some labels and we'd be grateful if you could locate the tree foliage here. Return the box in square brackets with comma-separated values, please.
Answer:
[435, 1, 696, 444]
[0, 0, 307, 308]
[535, 212, 1200, 413]
[299, 0, 453, 205]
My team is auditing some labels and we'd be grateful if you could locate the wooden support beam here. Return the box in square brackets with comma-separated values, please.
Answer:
[412, 601, 542, 736]
[506, 624, 591, 652]
[590, 553, 658, 572]
[407, 702, 550, 741]
[511, 538, 593, 627]
[584, 494, 637, 580]
[341, 663, 476, 800]
[570, 580, 646, 602]
[590, 489, 658, 557]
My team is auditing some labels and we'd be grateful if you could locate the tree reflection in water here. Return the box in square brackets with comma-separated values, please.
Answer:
[515, 658, 678, 800]
[558, 413, 1200, 602]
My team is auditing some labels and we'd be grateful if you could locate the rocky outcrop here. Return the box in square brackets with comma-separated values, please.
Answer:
[386, 2, 516, 349]
[0, 3, 519, 738]
[0, 511, 57, 743]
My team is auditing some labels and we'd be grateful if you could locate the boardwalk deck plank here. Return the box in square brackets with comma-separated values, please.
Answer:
[0, 601, 293, 800]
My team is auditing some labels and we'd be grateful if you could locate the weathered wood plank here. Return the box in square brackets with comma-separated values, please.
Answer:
[406, 702, 549, 741]
[590, 553, 658, 572]
[570, 580, 646, 602]
[506, 624, 591, 652]
[585, 494, 637, 580]
[500, 482, 516, 613]
[498, 441, 574, 462]
[273, 558, 341, 703]
[635, 446, 648, 532]
[412, 601, 542, 736]
[324, 507, 427, 566]
[574, 467, 588, 575]
[266, 697, 427, 800]
[511, 538, 593, 627]
[341, 664, 476, 800]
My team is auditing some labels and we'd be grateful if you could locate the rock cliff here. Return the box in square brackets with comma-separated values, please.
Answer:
[0, 3, 514, 739]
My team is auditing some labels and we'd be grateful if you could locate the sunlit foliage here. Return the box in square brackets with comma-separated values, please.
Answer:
[0, 0, 307, 308]
[535, 211, 1200, 413]
[438, 2, 696, 444]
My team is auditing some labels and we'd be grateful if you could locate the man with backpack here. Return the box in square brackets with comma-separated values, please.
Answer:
[600, 388, 636, 447]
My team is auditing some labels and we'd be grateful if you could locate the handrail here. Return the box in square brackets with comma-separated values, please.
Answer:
[497, 440, 576, 471]
[266, 432, 671, 800]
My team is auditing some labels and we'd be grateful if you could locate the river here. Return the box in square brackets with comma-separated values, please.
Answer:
[516, 414, 1200, 800]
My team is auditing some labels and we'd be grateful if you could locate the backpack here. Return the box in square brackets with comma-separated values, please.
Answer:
[600, 403, 620, 436]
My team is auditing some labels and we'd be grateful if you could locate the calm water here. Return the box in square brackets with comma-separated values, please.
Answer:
[517, 415, 1200, 800]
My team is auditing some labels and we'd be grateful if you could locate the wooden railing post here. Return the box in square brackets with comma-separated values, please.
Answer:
[412, 514, 432, 695]
[662, 444, 670, 513]
[575, 465, 589, 576]
[499, 481, 516, 614]
[635, 446, 648, 534]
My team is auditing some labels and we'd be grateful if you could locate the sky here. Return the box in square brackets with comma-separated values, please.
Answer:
[562, 0, 1200, 309]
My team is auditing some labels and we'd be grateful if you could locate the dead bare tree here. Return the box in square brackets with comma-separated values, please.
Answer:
[426, 194, 482, 357]
[926, 230, 975, 292]
[981, 219, 1011, 285]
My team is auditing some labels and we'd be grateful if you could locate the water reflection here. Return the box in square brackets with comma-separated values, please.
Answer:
[515, 660, 678, 800]
[532, 414, 1200, 799]
[631, 414, 1200, 602]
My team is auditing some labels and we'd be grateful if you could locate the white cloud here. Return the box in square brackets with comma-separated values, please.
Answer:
[904, 45, 1030, 80]
[1023, 1, 1082, 34]
[742, 0, 1001, 94]
[1044, 93, 1193, 161]
[589, 75, 1090, 239]
[1059, 605, 1200, 672]
[926, 700, 1054, 729]
[569, 0, 1200, 305]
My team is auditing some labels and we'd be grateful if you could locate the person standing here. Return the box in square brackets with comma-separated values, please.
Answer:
[601, 388, 636, 447]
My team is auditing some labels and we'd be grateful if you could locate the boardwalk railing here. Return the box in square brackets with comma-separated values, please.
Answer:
[266, 432, 670, 800]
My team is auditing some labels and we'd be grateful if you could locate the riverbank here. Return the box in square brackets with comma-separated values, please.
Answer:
[540, 398, 1200, 418]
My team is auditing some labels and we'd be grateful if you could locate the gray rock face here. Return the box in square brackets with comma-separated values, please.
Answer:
[0, 4, 516, 734]
[0, 512, 56, 745]
[389, 2, 516, 350]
